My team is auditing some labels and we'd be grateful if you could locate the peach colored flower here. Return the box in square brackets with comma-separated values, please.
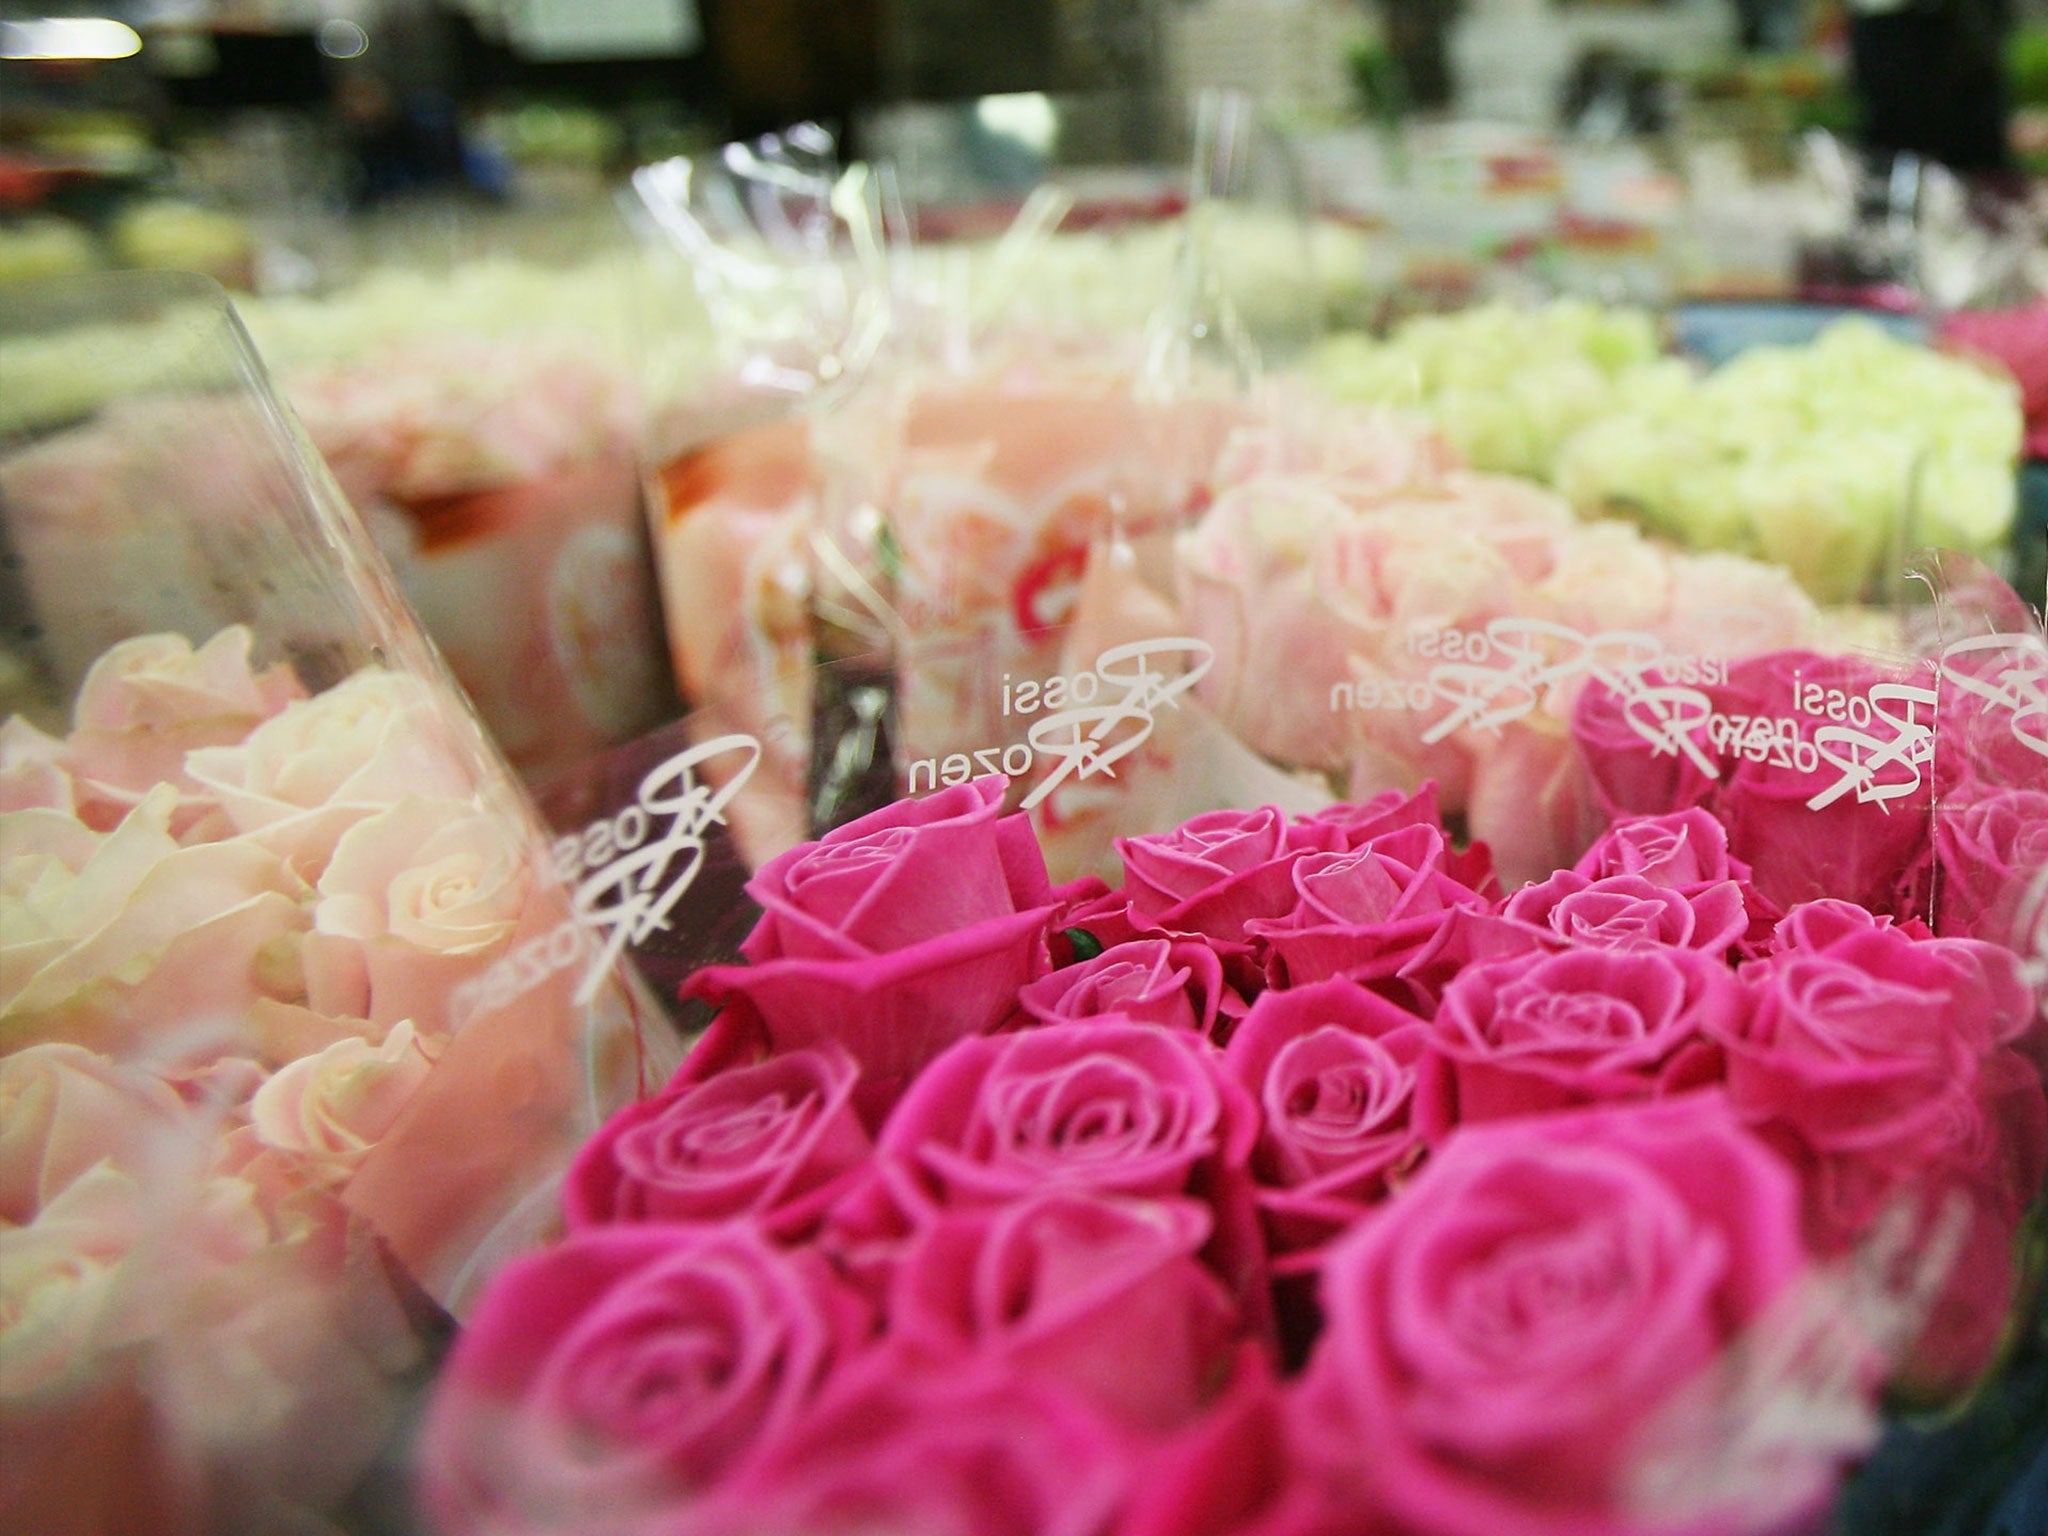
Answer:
[65, 627, 303, 834]
[0, 1043, 191, 1224]
[1, 786, 307, 1055]
[251, 1020, 438, 1171]
[184, 669, 477, 877]
[304, 797, 529, 1029]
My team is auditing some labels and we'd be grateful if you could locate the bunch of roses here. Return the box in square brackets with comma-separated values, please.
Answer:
[1174, 418, 1834, 890]
[0, 625, 564, 1527]
[421, 774, 2048, 1536]
[1575, 642, 2048, 950]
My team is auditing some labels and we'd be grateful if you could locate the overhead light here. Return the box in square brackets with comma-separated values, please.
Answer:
[0, 17, 143, 61]
[316, 18, 368, 59]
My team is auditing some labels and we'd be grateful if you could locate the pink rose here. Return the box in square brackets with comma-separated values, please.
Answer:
[1706, 653, 1935, 917]
[1016, 938, 1236, 1039]
[872, 1020, 1266, 1322]
[685, 777, 1058, 1100]
[1503, 870, 1748, 956]
[1244, 824, 1493, 1008]
[420, 1221, 872, 1535]
[1569, 668, 1718, 821]
[564, 1046, 870, 1235]
[0, 1044, 192, 1223]
[1935, 786, 2048, 948]
[1725, 925, 2047, 1388]
[1222, 979, 1430, 1262]
[689, 1354, 1137, 1536]
[1573, 808, 1748, 890]
[1421, 948, 1738, 1132]
[1117, 806, 1301, 943]
[887, 1192, 1239, 1432]
[1292, 1095, 1807, 1536]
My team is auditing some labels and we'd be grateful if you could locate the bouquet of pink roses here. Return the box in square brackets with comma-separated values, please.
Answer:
[420, 756, 2048, 1536]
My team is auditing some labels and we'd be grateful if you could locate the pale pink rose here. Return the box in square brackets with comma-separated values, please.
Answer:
[250, 1020, 438, 1170]
[184, 669, 476, 877]
[64, 627, 304, 832]
[0, 1043, 192, 1224]
[307, 797, 530, 1029]
[0, 717, 76, 816]
[1, 786, 307, 1055]
[0, 1164, 151, 1397]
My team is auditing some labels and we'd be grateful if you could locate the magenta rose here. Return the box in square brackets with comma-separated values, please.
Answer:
[872, 1019, 1267, 1323]
[685, 777, 1057, 1095]
[688, 1354, 1137, 1536]
[1935, 786, 2048, 948]
[1706, 653, 1935, 917]
[420, 1222, 872, 1535]
[887, 1192, 1240, 1432]
[1503, 870, 1748, 956]
[1569, 668, 1719, 822]
[1222, 979, 1431, 1262]
[1291, 1095, 1808, 1536]
[1245, 824, 1494, 1006]
[1725, 924, 2047, 1389]
[1016, 938, 1238, 1041]
[563, 1046, 870, 1236]
[1573, 808, 1747, 890]
[1116, 805, 1303, 944]
[1419, 947, 1738, 1134]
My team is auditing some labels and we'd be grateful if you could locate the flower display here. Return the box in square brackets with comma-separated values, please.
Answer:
[426, 775, 2048, 1535]
[0, 626, 646, 1532]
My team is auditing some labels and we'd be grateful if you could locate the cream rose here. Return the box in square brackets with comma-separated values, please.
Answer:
[251, 1020, 438, 1167]
[185, 669, 476, 876]
[0, 717, 76, 816]
[0, 1043, 191, 1224]
[305, 797, 530, 1029]
[1, 786, 307, 1054]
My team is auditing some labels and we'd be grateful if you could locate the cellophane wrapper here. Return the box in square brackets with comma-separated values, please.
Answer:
[0, 273, 671, 1535]
[236, 244, 674, 791]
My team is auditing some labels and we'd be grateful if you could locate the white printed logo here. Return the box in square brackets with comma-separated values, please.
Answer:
[908, 638, 1214, 811]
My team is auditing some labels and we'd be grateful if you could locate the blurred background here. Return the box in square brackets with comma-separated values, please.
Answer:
[1, 0, 2043, 302]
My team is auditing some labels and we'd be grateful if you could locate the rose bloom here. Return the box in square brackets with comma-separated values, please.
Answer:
[249, 1019, 438, 1173]
[1, 785, 306, 1055]
[685, 777, 1057, 1103]
[1222, 979, 1431, 1263]
[886, 1192, 1239, 1432]
[1420, 948, 1738, 1133]
[1503, 870, 1748, 956]
[420, 1221, 872, 1536]
[1935, 786, 2048, 949]
[1244, 823, 1494, 1009]
[185, 667, 477, 877]
[1291, 1095, 1809, 1536]
[564, 1046, 870, 1236]
[685, 1352, 1138, 1536]
[1719, 920, 2046, 1389]
[0, 1043, 193, 1224]
[306, 795, 530, 1031]
[872, 1018, 1267, 1324]
[1705, 652, 1936, 918]
[63, 626, 304, 833]
[1016, 938, 1236, 1040]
